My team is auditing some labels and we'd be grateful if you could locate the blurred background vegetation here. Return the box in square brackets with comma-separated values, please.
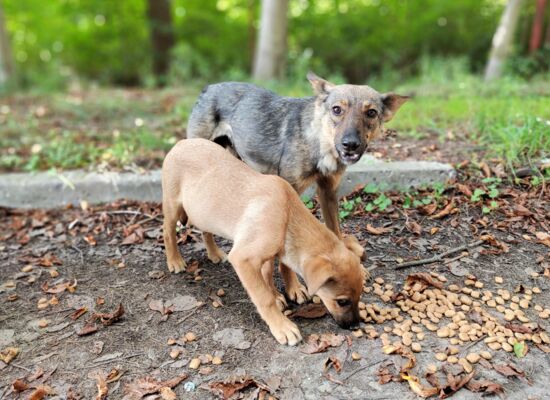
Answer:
[0, 0, 548, 173]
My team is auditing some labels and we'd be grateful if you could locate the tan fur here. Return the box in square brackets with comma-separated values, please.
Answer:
[162, 139, 365, 345]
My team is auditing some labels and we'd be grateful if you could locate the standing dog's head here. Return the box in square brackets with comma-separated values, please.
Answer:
[308, 72, 409, 165]
[303, 238, 366, 329]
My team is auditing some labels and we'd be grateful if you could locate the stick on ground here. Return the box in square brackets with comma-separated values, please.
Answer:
[395, 239, 484, 270]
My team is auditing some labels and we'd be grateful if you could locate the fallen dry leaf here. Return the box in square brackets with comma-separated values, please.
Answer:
[439, 371, 475, 398]
[535, 232, 550, 247]
[70, 307, 88, 320]
[406, 220, 422, 235]
[205, 375, 271, 400]
[149, 300, 174, 316]
[0, 347, 19, 364]
[430, 199, 455, 219]
[401, 373, 438, 398]
[12, 379, 29, 392]
[377, 366, 395, 385]
[41, 279, 77, 294]
[77, 323, 98, 336]
[366, 224, 393, 235]
[480, 234, 510, 253]
[88, 370, 108, 400]
[290, 303, 328, 319]
[466, 379, 504, 396]
[382, 344, 416, 372]
[123, 373, 188, 400]
[494, 364, 527, 381]
[301, 333, 346, 354]
[28, 385, 55, 400]
[405, 273, 443, 292]
[93, 303, 125, 326]
[324, 356, 342, 374]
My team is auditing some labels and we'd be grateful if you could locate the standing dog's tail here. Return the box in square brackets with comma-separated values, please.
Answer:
[186, 82, 255, 149]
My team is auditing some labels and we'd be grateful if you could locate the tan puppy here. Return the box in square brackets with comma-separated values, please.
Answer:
[162, 139, 365, 345]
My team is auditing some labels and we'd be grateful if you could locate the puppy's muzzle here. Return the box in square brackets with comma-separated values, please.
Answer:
[334, 307, 361, 330]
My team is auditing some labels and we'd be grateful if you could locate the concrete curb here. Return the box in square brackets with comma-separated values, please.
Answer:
[0, 157, 455, 209]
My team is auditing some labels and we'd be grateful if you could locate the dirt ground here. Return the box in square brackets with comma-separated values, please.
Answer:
[0, 189, 549, 399]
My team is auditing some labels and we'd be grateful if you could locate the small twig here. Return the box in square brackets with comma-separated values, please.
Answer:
[459, 335, 487, 356]
[99, 210, 152, 218]
[81, 352, 145, 370]
[442, 252, 468, 265]
[10, 362, 32, 372]
[395, 239, 484, 270]
[177, 303, 205, 325]
[71, 245, 84, 265]
[343, 359, 385, 381]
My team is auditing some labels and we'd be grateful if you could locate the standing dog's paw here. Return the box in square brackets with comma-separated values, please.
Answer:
[270, 318, 302, 346]
[286, 283, 310, 304]
[207, 250, 227, 264]
[167, 256, 187, 274]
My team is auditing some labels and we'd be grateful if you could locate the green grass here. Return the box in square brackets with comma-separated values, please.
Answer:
[0, 68, 548, 173]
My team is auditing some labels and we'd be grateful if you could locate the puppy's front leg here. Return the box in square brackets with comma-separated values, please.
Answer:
[261, 260, 287, 311]
[228, 251, 302, 346]
[316, 175, 342, 238]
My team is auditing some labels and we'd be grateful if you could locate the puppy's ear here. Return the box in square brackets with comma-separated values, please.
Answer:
[381, 93, 409, 122]
[307, 72, 335, 96]
[303, 256, 334, 296]
[342, 235, 365, 259]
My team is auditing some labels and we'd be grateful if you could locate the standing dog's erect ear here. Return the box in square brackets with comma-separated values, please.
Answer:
[307, 72, 335, 96]
[303, 256, 334, 296]
[381, 93, 410, 122]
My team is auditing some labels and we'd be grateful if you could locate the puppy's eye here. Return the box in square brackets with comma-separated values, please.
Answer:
[366, 109, 378, 118]
[332, 106, 343, 116]
[336, 299, 351, 307]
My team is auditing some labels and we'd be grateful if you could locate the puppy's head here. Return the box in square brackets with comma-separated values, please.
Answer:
[307, 72, 409, 165]
[303, 241, 365, 329]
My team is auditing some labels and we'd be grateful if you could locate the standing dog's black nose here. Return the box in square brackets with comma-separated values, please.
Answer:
[341, 136, 360, 151]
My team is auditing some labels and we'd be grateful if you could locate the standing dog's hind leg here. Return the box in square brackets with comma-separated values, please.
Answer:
[202, 232, 227, 263]
[162, 200, 187, 273]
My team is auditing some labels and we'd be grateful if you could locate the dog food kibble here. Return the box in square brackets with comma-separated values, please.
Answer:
[494, 276, 503, 284]
[486, 299, 497, 308]
[474, 281, 484, 289]
[217, 288, 225, 297]
[448, 284, 460, 292]
[464, 279, 475, 286]
[375, 277, 384, 285]
[458, 358, 473, 373]
[501, 342, 513, 352]
[519, 299, 529, 309]
[435, 353, 447, 361]
[38, 319, 49, 328]
[352, 352, 361, 361]
[312, 296, 321, 304]
[466, 353, 480, 364]
[496, 305, 506, 313]
[411, 343, 422, 352]
[189, 358, 201, 369]
[447, 356, 458, 364]
[416, 332, 425, 341]
[479, 351, 492, 360]
[352, 329, 363, 338]
[212, 356, 223, 365]
[539, 310, 550, 319]
[511, 295, 520, 303]
[185, 332, 197, 342]
[532, 287, 541, 294]
[436, 327, 450, 338]
[170, 349, 181, 359]
[488, 342, 501, 350]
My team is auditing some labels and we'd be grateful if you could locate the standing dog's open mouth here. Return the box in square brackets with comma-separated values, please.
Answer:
[336, 148, 364, 165]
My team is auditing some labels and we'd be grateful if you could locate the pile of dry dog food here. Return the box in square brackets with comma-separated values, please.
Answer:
[355, 271, 549, 391]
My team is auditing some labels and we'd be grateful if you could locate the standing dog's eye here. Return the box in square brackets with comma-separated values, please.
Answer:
[336, 299, 351, 307]
[332, 106, 342, 116]
[366, 109, 378, 118]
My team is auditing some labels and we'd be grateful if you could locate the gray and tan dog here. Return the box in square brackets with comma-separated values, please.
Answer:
[162, 139, 365, 345]
[186, 73, 408, 302]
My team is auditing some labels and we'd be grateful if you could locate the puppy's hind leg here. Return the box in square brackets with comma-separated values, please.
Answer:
[279, 263, 310, 304]
[202, 232, 227, 264]
[162, 199, 187, 274]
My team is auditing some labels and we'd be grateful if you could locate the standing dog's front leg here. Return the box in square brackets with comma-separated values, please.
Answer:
[316, 174, 342, 237]
[228, 250, 302, 346]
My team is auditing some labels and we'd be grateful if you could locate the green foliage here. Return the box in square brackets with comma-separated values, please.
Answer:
[301, 195, 314, 210]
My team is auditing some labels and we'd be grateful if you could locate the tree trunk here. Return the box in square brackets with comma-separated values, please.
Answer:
[485, 0, 524, 81]
[529, 0, 547, 52]
[146, 0, 174, 87]
[253, 0, 289, 81]
[0, 3, 14, 87]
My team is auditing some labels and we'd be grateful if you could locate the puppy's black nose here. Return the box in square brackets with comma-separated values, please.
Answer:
[341, 136, 360, 151]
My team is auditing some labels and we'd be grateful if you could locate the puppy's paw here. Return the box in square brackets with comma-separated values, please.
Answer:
[207, 249, 227, 264]
[167, 256, 187, 274]
[274, 291, 288, 311]
[270, 318, 302, 346]
[343, 234, 366, 260]
[286, 283, 310, 305]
